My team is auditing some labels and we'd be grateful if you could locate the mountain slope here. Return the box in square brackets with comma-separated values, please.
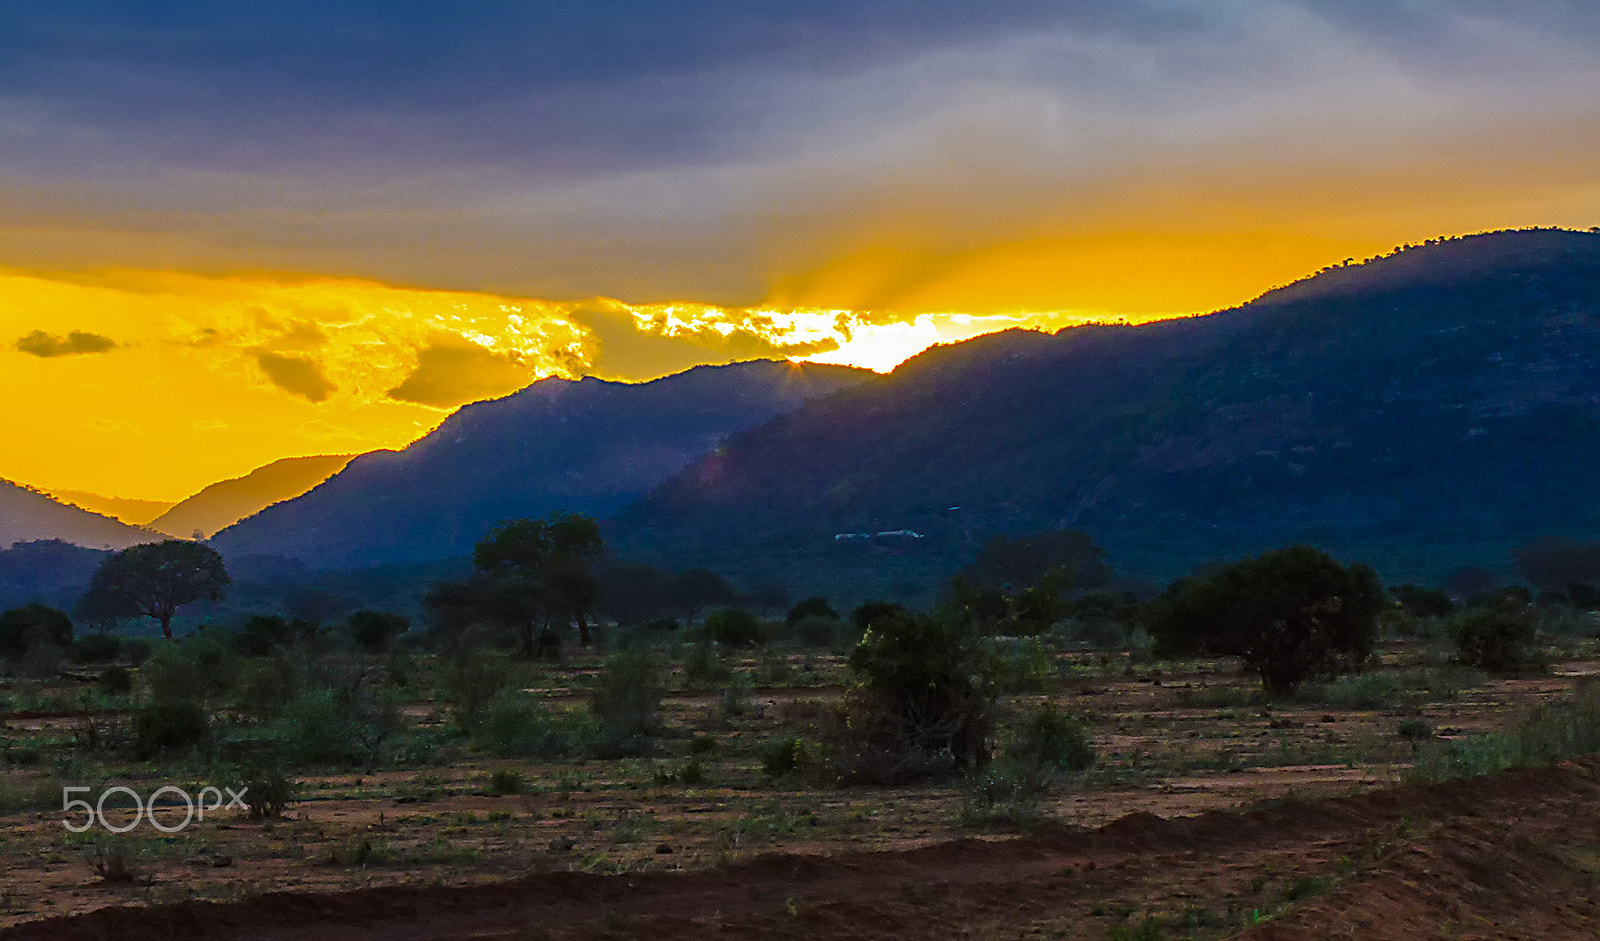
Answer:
[46, 491, 176, 526]
[212, 360, 871, 567]
[614, 228, 1600, 586]
[148, 454, 357, 539]
[0, 479, 157, 551]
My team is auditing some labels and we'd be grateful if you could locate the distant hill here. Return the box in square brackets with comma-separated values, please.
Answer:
[0, 479, 157, 552]
[148, 454, 357, 539]
[211, 360, 872, 568]
[613, 228, 1600, 590]
[47, 490, 176, 526]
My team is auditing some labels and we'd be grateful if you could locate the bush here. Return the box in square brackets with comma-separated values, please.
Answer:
[440, 649, 511, 730]
[1005, 704, 1096, 774]
[347, 610, 409, 651]
[489, 769, 524, 795]
[682, 639, 732, 687]
[274, 689, 362, 765]
[71, 633, 121, 664]
[144, 632, 239, 704]
[1150, 546, 1385, 695]
[786, 596, 838, 626]
[704, 608, 765, 648]
[472, 691, 595, 759]
[1304, 672, 1404, 709]
[98, 666, 133, 696]
[236, 655, 300, 718]
[234, 615, 299, 657]
[122, 638, 153, 667]
[1449, 606, 1543, 673]
[762, 736, 814, 779]
[134, 699, 210, 756]
[590, 651, 665, 754]
[236, 759, 295, 818]
[793, 614, 841, 648]
[845, 606, 996, 778]
[0, 604, 73, 661]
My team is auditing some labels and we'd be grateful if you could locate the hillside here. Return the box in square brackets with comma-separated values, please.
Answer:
[148, 454, 357, 539]
[45, 491, 176, 526]
[0, 479, 156, 552]
[211, 360, 871, 568]
[613, 228, 1600, 590]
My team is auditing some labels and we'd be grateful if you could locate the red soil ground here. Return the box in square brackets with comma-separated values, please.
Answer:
[5, 756, 1597, 941]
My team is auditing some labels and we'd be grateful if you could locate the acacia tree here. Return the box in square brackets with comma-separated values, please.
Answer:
[1150, 546, 1385, 696]
[468, 514, 604, 654]
[81, 540, 230, 641]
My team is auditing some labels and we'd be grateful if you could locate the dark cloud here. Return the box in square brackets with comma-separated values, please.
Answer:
[15, 329, 118, 357]
[571, 305, 838, 382]
[0, 2, 1195, 179]
[385, 339, 541, 408]
[252, 350, 336, 402]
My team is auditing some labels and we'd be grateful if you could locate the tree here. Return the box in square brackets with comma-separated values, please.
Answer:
[1150, 546, 1385, 696]
[347, 610, 409, 651]
[459, 514, 604, 655]
[80, 540, 230, 641]
[846, 605, 996, 776]
[1514, 536, 1600, 593]
[595, 561, 672, 628]
[0, 604, 73, 660]
[665, 568, 737, 625]
[786, 596, 838, 626]
[959, 529, 1112, 593]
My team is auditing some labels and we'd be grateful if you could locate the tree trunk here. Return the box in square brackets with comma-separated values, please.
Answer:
[576, 611, 591, 647]
[159, 614, 174, 641]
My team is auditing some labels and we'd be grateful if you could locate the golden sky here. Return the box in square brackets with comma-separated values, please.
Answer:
[3, 3, 1599, 500]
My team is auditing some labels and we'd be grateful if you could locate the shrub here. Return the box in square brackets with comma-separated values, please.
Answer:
[958, 762, 1052, 827]
[1305, 672, 1404, 710]
[134, 699, 210, 756]
[786, 596, 838, 626]
[704, 608, 765, 648]
[71, 633, 121, 664]
[98, 666, 133, 696]
[762, 736, 814, 779]
[845, 606, 997, 778]
[440, 648, 511, 730]
[144, 632, 239, 704]
[236, 654, 300, 718]
[1449, 606, 1543, 673]
[1006, 704, 1096, 774]
[122, 638, 153, 667]
[590, 651, 665, 754]
[347, 610, 409, 652]
[793, 614, 841, 648]
[0, 604, 73, 661]
[234, 615, 298, 657]
[489, 769, 524, 795]
[274, 689, 361, 765]
[683, 639, 732, 687]
[472, 691, 594, 759]
[1150, 546, 1385, 695]
[1396, 718, 1433, 739]
[236, 759, 295, 818]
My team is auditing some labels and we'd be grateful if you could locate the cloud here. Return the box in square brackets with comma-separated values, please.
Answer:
[252, 350, 336, 402]
[385, 337, 546, 408]
[15, 329, 118, 357]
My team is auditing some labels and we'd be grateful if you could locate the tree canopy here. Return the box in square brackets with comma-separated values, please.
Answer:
[79, 540, 230, 640]
[1149, 546, 1385, 695]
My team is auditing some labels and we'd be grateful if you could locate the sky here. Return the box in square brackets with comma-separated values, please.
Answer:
[3, 1, 1599, 500]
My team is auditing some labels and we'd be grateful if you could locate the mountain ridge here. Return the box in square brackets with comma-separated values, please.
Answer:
[211, 359, 873, 567]
[611, 228, 1600, 590]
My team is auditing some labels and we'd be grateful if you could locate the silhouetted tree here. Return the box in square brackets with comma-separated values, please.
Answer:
[959, 529, 1112, 593]
[1150, 546, 1385, 695]
[595, 561, 672, 628]
[0, 603, 73, 660]
[1514, 537, 1600, 593]
[786, 596, 838, 626]
[80, 540, 230, 641]
[665, 568, 737, 625]
[347, 610, 409, 651]
[1390, 584, 1456, 619]
[469, 514, 605, 654]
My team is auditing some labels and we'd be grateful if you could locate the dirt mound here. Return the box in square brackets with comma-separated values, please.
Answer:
[7, 758, 1600, 941]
